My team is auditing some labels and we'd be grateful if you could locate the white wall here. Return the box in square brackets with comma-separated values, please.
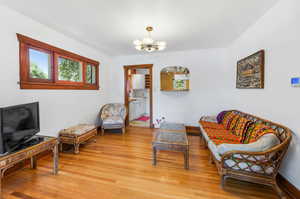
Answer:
[0, 5, 111, 137]
[109, 49, 230, 126]
[110, 0, 300, 188]
[227, 0, 300, 189]
[2, 0, 299, 189]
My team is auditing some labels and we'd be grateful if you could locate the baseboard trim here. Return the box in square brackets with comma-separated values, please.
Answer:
[278, 174, 300, 199]
[186, 126, 200, 135]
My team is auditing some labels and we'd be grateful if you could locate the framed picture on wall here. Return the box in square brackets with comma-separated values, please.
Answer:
[236, 50, 265, 89]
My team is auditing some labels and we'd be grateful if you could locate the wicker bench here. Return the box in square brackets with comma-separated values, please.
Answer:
[59, 124, 97, 154]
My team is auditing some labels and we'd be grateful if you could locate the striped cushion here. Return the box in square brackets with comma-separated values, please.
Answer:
[222, 112, 237, 129]
[243, 123, 276, 144]
[199, 121, 226, 130]
[233, 117, 253, 137]
[228, 115, 241, 130]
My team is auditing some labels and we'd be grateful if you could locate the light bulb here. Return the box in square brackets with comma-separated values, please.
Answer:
[157, 41, 166, 46]
[143, 37, 154, 45]
[133, 40, 142, 45]
[158, 45, 166, 51]
[135, 45, 142, 50]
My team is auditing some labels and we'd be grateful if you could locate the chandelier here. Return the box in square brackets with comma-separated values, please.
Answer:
[133, 26, 166, 52]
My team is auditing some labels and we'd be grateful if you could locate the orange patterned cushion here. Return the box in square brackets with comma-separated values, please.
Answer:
[205, 128, 242, 143]
[211, 137, 241, 145]
[222, 112, 237, 129]
[221, 112, 232, 125]
[233, 117, 252, 137]
[228, 115, 241, 130]
[243, 123, 276, 144]
[199, 121, 226, 130]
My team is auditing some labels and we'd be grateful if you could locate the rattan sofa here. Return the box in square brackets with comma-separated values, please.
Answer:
[199, 110, 292, 199]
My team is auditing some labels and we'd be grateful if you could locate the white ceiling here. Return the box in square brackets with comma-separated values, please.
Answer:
[0, 0, 279, 56]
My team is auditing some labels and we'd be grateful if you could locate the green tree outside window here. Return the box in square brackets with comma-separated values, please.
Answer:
[58, 58, 82, 82]
[30, 63, 48, 79]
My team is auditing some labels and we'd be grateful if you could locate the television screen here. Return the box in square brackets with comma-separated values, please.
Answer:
[0, 102, 40, 154]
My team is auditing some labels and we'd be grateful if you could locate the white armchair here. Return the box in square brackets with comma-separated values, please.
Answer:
[100, 103, 127, 135]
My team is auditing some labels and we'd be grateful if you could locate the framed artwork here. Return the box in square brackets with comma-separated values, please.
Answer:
[236, 50, 265, 89]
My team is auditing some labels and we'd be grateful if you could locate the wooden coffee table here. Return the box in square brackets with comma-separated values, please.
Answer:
[152, 123, 189, 169]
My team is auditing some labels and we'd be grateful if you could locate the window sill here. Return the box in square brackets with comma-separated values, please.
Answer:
[20, 81, 99, 90]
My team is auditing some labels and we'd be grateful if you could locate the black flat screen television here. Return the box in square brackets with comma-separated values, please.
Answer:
[0, 102, 40, 155]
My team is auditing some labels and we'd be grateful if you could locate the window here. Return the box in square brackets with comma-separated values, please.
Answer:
[17, 34, 99, 90]
[58, 56, 83, 82]
[29, 48, 52, 80]
[86, 64, 97, 84]
[173, 80, 187, 90]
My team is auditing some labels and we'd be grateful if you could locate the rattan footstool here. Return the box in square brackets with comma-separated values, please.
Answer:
[59, 124, 97, 154]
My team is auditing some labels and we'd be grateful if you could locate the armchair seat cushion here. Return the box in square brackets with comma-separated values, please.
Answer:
[103, 116, 124, 125]
[100, 103, 127, 132]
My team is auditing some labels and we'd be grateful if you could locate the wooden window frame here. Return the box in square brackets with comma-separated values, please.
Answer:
[17, 33, 100, 90]
[85, 63, 98, 85]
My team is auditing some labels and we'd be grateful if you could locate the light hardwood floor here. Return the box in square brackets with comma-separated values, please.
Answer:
[3, 127, 284, 199]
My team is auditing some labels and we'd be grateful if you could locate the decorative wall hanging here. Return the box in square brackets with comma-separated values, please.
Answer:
[160, 66, 190, 91]
[236, 50, 264, 89]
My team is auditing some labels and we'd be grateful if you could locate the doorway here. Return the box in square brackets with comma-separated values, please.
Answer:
[124, 64, 153, 128]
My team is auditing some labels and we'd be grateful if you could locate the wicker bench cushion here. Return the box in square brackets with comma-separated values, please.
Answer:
[59, 124, 96, 138]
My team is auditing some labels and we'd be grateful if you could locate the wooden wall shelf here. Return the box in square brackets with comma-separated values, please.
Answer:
[160, 66, 190, 91]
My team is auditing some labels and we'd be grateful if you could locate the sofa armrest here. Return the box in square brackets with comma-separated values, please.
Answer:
[219, 134, 281, 175]
[217, 134, 280, 155]
[200, 116, 217, 122]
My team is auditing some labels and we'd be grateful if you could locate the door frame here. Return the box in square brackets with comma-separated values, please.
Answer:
[124, 64, 153, 128]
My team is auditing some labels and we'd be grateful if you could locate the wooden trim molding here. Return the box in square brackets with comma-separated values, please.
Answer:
[17, 33, 100, 90]
[17, 34, 99, 65]
[278, 174, 300, 199]
[124, 64, 153, 128]
[20, 81, 99, 90]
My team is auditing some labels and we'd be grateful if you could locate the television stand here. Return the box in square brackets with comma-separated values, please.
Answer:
[0, 135, 59, 194]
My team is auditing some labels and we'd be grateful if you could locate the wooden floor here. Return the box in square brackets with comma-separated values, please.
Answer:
[3, 127, 283, 199]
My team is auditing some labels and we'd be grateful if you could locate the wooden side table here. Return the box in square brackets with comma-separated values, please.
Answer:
[0, 136, 59, 194]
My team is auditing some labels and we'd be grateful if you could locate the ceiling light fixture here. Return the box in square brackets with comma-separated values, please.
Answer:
[133, 26, 166, 52]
